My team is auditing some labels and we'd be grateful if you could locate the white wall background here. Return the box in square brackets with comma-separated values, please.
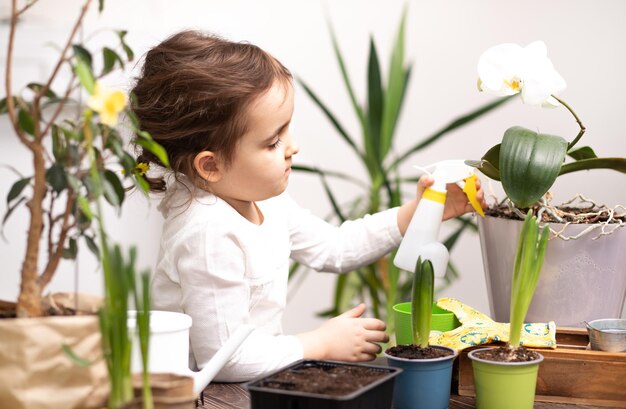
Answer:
[1, 0, 625, 333]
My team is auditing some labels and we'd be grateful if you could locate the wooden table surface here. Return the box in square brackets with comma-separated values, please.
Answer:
[197, 382, 617, 409]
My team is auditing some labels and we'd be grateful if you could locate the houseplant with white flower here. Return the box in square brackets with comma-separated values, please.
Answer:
[470, 40, 625, 210]
[469, 41, 626, 327]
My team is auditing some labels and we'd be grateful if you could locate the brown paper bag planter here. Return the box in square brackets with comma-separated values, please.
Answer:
[456, 327, 626, 408]
[0, 314, 107, 409]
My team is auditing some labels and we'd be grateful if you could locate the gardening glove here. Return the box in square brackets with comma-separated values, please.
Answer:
[429, 297, 556, 350]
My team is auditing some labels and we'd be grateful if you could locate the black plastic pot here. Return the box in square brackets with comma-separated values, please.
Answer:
[246, 359, 402, 409]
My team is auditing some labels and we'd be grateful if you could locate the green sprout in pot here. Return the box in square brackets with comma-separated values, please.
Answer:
[476, 210, 549, 362]
[411, 257, 433, 349]
[508, 210, 549, 349]
[385, 257, 454, 360]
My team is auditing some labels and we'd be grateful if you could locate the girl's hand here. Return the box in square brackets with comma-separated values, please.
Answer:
[397, 175, 487, 235]
[297, 303, 389, 361]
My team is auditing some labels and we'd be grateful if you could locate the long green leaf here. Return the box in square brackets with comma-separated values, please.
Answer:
[500, 126, 568, 208]
[319, 175, 347, 223]
[7, 177, 30, 205]
[380, 9, 407, 158]
[292, 165, 367, 188]
[509, 211, 548, 346]
[559, 157, 626, 175]
[367, 37, 384, 160]
[392, 96, 513, 170]
[327, 19, 368, 136]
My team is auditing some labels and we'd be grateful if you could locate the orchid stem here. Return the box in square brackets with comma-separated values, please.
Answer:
[551, 95, 586, 151]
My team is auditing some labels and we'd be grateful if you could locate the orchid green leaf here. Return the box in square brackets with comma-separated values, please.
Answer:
[559, 157, 626, 175]
[500, 126, 568, 208]
[567, 146, 597, 160]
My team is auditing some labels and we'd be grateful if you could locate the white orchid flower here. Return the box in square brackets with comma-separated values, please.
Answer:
[477, 41, 566, 107]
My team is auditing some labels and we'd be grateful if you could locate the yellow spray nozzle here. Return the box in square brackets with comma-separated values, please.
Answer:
[462, 174, 485, 217]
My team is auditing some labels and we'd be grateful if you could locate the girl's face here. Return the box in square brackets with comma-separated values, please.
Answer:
[211, 80, 299, 210]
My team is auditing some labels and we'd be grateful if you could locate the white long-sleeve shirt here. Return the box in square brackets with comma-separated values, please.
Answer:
[152, 180, 402, 381]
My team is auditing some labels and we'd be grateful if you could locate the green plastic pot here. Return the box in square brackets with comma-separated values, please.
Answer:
[468, 348, 544, 409]
[393, 302, 461, 345]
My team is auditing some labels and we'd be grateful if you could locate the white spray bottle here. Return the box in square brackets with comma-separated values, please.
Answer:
[393, 160, 485, 277]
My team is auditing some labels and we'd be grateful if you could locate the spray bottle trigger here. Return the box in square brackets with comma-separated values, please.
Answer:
[462, 174, 485, 217]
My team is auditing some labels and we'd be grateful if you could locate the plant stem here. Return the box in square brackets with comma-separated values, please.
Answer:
[551, 95, 586, 151]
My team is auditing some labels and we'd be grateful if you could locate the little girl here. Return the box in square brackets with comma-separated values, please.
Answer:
[131, 30, 484, 382]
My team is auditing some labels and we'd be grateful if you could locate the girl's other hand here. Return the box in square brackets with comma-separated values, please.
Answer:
[297, 303, 389, 362]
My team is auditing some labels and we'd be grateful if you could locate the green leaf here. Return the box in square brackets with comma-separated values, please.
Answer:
[77, 195, 93, 221]
[297, 79, 361, 158]
[568, 146, 597, 160]
[51, 125, 67, 162]
[98, 0, 105, 13]
[2, 197, 26, 231]
[46, 164, 67, 193]
[509, 211, 548, 346]
[134, 135, 170, 167]
[500, 126, 568, 208]
[380, 9, 407, 158]
[392, 96, 514, 170]
[7, 177, 31, 204]
[75, 59, 95, 95]
[327, 21, 367, 134]
[62, 237, 78, 259]
[104, 170, 125, 207]
[117, 30, 135, 61]
[469, 144, 501, 181]
[0, 97, 8, 114]
[559, 157, 626, 175]
[73, 44, 93, 68]
[62, 344, 93, 367]
[18, 109, 36, 136]
[102, 47, 117, 74]
[84, 234, 100, 259]
[26, 83, 57, 98]
[367, 37, 384, 159]
[411, 257, 434, 348]
[133, 175, 149, 194]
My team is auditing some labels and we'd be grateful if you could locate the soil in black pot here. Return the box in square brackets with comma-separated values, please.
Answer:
[386, 344, 453, 359]
[255, 362, 387, 396]
[473, 345, 541, 362]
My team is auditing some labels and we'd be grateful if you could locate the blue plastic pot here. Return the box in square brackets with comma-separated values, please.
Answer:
[384, 345, 458, 409]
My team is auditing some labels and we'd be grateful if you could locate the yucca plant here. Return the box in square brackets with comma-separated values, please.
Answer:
[293, 8, 510, 323]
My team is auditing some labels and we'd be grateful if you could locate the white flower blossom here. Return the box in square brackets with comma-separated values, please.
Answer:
[477, 41, 566, 107]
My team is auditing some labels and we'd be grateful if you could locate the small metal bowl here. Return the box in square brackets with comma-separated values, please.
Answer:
[586, 319, 626, 353]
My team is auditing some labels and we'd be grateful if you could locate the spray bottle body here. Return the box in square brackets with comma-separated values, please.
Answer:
[392, 159, 484, 277]
[394, 190, 449, 278]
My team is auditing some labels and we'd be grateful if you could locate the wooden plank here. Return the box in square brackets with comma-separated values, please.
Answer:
[202, 382, 612, 409]
[199, 384, 250, 409]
